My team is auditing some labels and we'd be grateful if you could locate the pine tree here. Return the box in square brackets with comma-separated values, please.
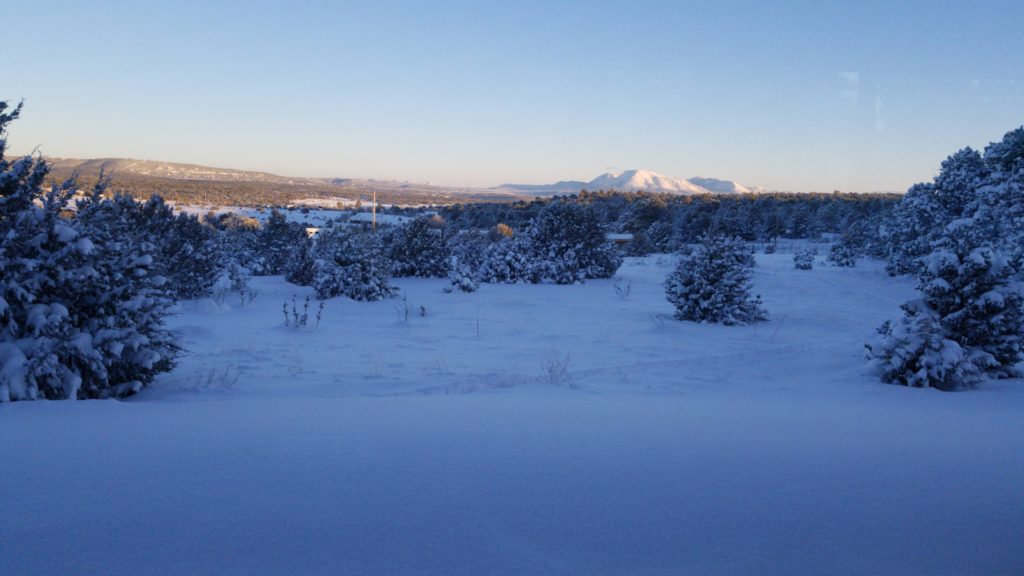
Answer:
[386, 216, 450, 278]
[444, 255, 479, 293]
[284, 235, 317, 286]
[0, 102, 178, 400]
[312, 229, 396, 301]
[477, 235, 537, 284]
[259, 209, 307, 275]
[867, 301, 981, 391]
[664, 235, 767, 325]
[867, 220, 1023, 389]
[162, 212, 223, 299]
[827, 236, 857, 267]
[525, 201, 622, 284]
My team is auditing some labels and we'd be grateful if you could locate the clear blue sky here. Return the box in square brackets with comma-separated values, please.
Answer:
[6, 0, 1023, 191]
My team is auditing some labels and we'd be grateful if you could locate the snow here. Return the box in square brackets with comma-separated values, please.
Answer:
[588, 169, 710, 195]
[584, 170, 753, 195]
[2, 253, 1023, 575]
[170, 202, 348, 228]
[347, 212, 413, 226]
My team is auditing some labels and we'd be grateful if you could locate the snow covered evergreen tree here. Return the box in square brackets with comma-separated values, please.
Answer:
[867, 301, 981, 391]
[882, 146, 988, 276]
[162, 211, 223, 299]
[477, 235, 537, 284]
[868, 125, 1024, 390]
[259, 209, 308, 275]
[0, 103, 178, 400]
[868, 219, 1023, 389]
[828, 238, 857, 267]
[386, 216, 450, 278]
[882, 183, 944, 275]
[445, 255, 479, 293]
[72, 191, 181, 396]
[284, 235, 317, 286]
[525, 201, 622, 284]
[219, 219, 265, 276]
[311, 229, 396, 301]
[664, 235, 766, 325]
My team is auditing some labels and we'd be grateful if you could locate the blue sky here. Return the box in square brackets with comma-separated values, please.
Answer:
[6, 0, 1023, 191]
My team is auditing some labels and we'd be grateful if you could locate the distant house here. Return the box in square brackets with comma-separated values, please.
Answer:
[606, 233, 634, 247]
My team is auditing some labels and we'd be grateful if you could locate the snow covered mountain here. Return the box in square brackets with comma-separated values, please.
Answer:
[498, 169, 756, 196]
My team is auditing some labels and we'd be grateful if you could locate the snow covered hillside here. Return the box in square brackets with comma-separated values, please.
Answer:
[2, 253, 1023, 575]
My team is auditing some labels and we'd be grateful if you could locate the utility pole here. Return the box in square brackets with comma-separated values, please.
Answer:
[372, 190, 377, 232]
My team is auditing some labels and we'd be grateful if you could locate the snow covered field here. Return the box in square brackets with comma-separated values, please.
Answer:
[3, 254, 1023, 575]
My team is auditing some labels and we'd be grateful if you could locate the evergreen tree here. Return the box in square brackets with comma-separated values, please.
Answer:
[162, 212, 223, 299]
[386, 216, 450, 278]
[664, 235, 767, 325]
[868, 220, 1023, 389]
[477, 235, 537, 284]
[284, 235, 317, 286]
[259, 209, 307, 275]
[445, 255, 479, 293]
[827, 238, 857, 267]
[0, 103, 178, 400]
[525, 201, 622, 284]
[867, 301, 980, 391]
[312, 229, 396, 301]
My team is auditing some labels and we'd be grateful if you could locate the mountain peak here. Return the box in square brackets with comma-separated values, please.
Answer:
[497, 169, 756, 196]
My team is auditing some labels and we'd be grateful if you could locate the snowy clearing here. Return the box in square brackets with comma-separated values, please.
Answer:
[2, 254, 1023, 575]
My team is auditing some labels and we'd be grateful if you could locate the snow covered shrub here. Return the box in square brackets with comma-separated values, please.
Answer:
[867, 220, 1024, 389]
[215, 214, 266, 276]
[525, 201, 622, 284]
[793, 246, 816, 270]
[386, 216, 449, 278]
[312, 229, 397, 301]
[445, 255, 479, 293]
[0, 103, 179, 400]
[827, 239, 857, 267]
[477, 235, 537, 284]
[866, 302, 981, 391]
[448, 230, 488, 270]
[664, 234, 767, 325]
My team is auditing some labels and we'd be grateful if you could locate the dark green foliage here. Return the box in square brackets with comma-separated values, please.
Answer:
[260, 209, 308, 275]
